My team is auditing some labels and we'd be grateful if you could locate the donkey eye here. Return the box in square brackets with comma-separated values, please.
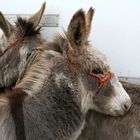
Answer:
[92, 68, 103, 74]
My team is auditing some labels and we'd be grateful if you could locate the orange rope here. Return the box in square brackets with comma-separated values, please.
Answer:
[89, 71, 112, 93]
[0, 36, 24, 58]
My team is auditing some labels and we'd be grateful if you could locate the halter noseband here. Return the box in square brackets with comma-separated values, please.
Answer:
[89, 71, 112, 93]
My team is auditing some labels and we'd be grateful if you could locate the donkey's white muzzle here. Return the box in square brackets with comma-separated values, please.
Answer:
[107, 81, 132, 116]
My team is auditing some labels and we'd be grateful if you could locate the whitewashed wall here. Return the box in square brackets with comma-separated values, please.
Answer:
[0, 0, 140, 78]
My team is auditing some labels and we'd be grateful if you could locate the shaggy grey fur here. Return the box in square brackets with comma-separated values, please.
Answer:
[0, 6, 131, 140]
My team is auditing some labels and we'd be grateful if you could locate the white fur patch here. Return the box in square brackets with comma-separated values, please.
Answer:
[104, 74, 132, 116]
[18, 45, 29, 77]
[55, 73, 67, 87]
[78, 78, 94, 113]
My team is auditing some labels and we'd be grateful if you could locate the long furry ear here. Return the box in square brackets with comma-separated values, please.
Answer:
[67, 9, 86, 48]
[28, 2, 46, 29]
[0, 11, 15, 37]
[86, 7, 95, 40]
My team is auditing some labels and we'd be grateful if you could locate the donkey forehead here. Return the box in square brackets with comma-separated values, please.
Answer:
[88, 44, 107, 61]
[86, 44, 109, 70]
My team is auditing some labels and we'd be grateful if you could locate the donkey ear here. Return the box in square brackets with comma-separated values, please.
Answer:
[28, 2, 46, 29]
[85, 7, 95, 40]
[0, 11, 15, 37]
[67, 9, 86, 48]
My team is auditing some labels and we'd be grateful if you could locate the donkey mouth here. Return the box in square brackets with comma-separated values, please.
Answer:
[105, 100, 132, 117]
[112, 109, 126, 116]
[111, 106, 131, 116]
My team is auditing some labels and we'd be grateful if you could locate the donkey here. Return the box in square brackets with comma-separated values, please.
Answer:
[77, 81, 140, 140]
[0, 7, 131, 140]
[0, 2, 46, 89]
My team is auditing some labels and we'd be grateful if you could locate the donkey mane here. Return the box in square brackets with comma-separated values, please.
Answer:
[16, 49, 61, 96]
[51, 35, 68, 54]
[16, 17, 41, 37]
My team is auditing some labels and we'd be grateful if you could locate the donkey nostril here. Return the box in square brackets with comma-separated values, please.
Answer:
[123, 101, 131, 112]
[124, 104, 129, 111]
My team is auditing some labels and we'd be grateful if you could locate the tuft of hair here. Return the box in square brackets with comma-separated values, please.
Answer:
[42, 33, 68, 55]
[52, 33, 68, 54]
[16, 17, 41, 37]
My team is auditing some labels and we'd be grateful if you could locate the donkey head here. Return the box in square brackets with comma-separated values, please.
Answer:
[53, 8, 131, 116]
[0, 2, 46, 88]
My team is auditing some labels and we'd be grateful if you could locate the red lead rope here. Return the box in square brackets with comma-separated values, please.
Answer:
[0, 36, 24, 58]
[89, 71, 112, 93]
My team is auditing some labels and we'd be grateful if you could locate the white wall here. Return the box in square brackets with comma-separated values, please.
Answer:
[0, 0, 140, 77]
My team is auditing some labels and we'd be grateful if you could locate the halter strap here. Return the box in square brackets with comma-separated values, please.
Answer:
[89, 71, 112, 93]
[66, 53, 112, 93]
[0, 36, 24, 58]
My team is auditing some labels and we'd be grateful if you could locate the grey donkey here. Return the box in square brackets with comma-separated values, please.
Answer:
[0, 7, 131, 140]
[0, 2, 46, 89]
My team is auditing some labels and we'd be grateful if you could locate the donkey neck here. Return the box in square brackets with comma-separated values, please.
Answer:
[16, 50, 60, 96]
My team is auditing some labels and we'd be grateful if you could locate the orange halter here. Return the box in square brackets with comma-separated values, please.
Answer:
[89, 71, 112, 93]
[66, 53, 112, 93]
[0, 36, 24, 58]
